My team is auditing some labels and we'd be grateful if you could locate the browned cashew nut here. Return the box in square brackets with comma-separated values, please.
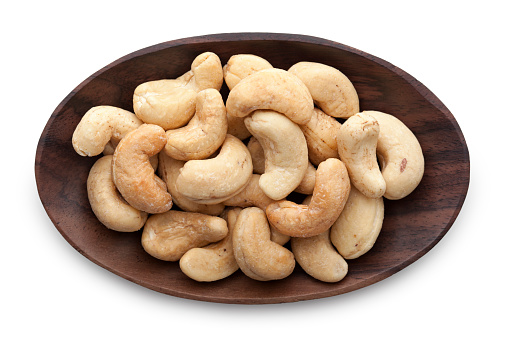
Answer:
[291, 230, 348, 283]
[179, 207, 241, 281]
[142, 211, 228, 261]
[87, 155, 148, 232]
[226, 68, 314, 125]
[232, 207, 295, 281]
[165, 89, 227, 160]
[288, 61, 359, 118]
[158, 152, 225, 216]
[72, 106, 143, 157]
[266, 158, 351, 238]
[175, 134, 253, 204]
[112, 124, 172, 214]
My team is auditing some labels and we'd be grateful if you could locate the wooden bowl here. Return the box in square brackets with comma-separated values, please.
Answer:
[35, 33, 469, 304]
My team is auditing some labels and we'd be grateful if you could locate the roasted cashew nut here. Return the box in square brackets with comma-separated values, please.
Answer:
[223, 54, 273, 90]
[133, 52, 223, 130]
[244, 110, 308, 200]
[232, 207, 295, 281]
[330, 185, 384, 259]
[112, 124, 172, 214]
[300, 107, 342, 166]
[291, 230, 348, 283]
[141, 211, 228, 261]
[158, 152, 225, 216]
[179, 207, 241, 282]
[266, 158, 350, 238]
[165, 89, 227, 160]
[223, 174, 276, 211]
[175, 134, 253, 204]
[337, 112, 386, 199]
[288, 61, 359, 118]
[364, 110, 425, 200]
[226, 68, 314, 125]
[72, 105, 143, 157]
[87, 155, 148, 232]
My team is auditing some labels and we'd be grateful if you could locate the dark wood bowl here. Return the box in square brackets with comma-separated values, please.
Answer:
[35, 33, 469, 304]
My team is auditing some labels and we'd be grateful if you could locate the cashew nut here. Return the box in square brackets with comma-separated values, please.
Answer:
[364, 110, 425, 200]
[294, 162, 317, 195]
[179, 207, 241, 282]
[232, 207, 295, 281]
[158, 151, 225, 216]
[337, 112, 386, 199]
[223, 174, 276, 211]
[266, 158, 350, 237]
[226, 68, 314, 125]
[72, 105, 143, 157]
[164, 88, 227, 160]
[87, 155, 148, 232]
[244, 110, 308, 200]
[141, 211, 228, 261]
[226, 114, 251, 140]
[246, 137, 265, 174]
[223, 54, 273, 90]
[133, 52, 223, 130]
[300, 107, 342, 166]
[330, 185, 384, 259]
[291, 230, 348, 283]
[112, 124, 172, 214]
[175, 134, 253, 204]
[288, 61, 359, 118]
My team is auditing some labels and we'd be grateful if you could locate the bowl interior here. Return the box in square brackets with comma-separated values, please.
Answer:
[35, 33, 469, 304]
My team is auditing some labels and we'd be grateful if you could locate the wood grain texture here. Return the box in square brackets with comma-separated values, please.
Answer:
[35, 33, 469, 304]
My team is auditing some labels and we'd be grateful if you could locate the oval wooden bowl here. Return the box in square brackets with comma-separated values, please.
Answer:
[35, 33, 469, 304]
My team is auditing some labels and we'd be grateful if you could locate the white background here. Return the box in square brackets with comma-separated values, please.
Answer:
[2, 1, 507, 338]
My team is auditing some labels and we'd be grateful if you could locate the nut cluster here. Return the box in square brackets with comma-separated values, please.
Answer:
[72, 52, 424, 283]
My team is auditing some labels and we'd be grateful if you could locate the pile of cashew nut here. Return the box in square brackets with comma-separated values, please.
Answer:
[72, 52, 425, 283]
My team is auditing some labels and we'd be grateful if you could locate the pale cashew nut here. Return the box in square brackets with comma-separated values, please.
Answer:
[223, 54, 273, 90]
[300, 107, 342, 166]
[337, 112, 386, 199]
[330, 185, 384, 259]
[87, 155, 148, 232]
[288, 61, 359, 118]
[72, 105, 143, 157]
[291, 230, 348, 283]
[232, 207, 295, 281]
[141, 211, 228, 261]
[158, 152, 225, 216]
[112, 124, 172, 214]
[164, 89, 227, 160]
[179, 207, 241, 282]
[223, 174, 276, 211]
[226, 68, 314, 125]
[244, 110, 308, 200]
[266, 158, 350, 238]
[364, 110, 425, 200]
[175, 134, 253, 204]
[133, 52, 223, 130]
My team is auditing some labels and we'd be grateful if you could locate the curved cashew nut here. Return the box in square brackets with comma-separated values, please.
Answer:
[337, 112, 386, 199]
[141, 211, 228, 261]
[158, 152, 225, 216]
[266, 158, 350, 238]
[294, 162, 317, 195]
[165, 89, 227, 160]
[112, 124, 172, 214]
[244, 110, 308, 200]
[223, 54, 273, 90]
[300, 107, 342, 166]
[288, 61, 359, 118]
[330, 185, 384, 259]
[72, 106, 143, 157]
[232, 207, 295, 281]
[87, 155, 148, 232]
[223, 174, 276, 211]
[179, 207, 241, 282]
[364, 110, 425, 200]
[175, 134, 253, 204]
[133, 52, 223, 130]
[226, 68, 314, 125]
[291, 230, 348, 283]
